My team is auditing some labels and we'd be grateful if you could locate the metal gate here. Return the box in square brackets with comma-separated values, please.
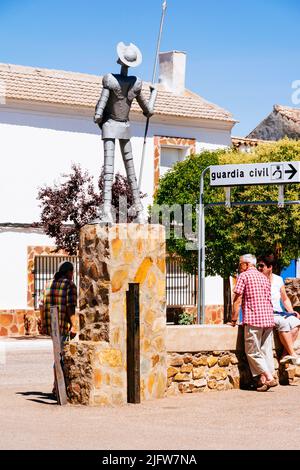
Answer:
[33, 255, 79, 309]
[166, 258, 197, 306]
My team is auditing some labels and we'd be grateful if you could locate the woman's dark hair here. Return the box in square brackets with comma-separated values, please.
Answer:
[54, 261, 74, 281]
[257, 253, 277, 269]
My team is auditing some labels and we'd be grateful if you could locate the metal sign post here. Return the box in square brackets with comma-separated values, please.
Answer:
[197, 162, 300, 325]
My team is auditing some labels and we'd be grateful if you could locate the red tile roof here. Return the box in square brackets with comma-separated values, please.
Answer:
[0, 62, 235, 123]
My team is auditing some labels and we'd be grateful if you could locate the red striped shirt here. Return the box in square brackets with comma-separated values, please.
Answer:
[234, 267, 274, 327]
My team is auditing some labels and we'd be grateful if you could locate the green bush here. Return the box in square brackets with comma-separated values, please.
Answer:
[178, 311, 194, 325]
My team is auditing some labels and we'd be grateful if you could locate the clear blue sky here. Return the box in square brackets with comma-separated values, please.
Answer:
[1, 0, 299, 135]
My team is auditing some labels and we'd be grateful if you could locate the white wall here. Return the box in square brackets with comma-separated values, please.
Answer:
[0, 104, 232, 310]
[0, 105, 232, 222]
[0, 230, 55, 309]
[205, 276, 224, 305]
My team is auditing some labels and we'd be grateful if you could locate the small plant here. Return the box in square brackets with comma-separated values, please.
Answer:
[178, 311, 194, 325]
[37, 318, 42, 335]
[24, 314, 32, 335]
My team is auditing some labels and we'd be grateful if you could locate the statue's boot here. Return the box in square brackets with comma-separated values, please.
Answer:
[128, 202, 147, 224]
[100, 204, 114, 224]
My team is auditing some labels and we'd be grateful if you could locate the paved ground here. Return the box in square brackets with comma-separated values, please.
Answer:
[1, 338, 300, 450]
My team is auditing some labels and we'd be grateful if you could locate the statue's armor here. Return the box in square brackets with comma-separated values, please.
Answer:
[93, 44, 157, 224]
[95, 73, 152, 140]
[103, 73, 142, 121]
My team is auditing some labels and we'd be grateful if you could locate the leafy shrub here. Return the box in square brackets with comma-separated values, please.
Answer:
[178, 311, 194, 325]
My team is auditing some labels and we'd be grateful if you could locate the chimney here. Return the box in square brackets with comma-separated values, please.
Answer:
[159, 51, 186, 95]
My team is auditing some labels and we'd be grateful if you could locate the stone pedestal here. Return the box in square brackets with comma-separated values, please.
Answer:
[64, 224, 167, 406]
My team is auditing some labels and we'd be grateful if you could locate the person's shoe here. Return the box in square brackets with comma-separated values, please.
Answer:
[256, 383, 269, 392]
[265, 378, 278, 388]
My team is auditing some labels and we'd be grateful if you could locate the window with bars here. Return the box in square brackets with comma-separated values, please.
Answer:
[33, 255, 195, 309]
[33, 255, 79, 309]
[166, 258, 197, 306]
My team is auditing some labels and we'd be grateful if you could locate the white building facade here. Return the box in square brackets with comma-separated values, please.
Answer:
[0, 52, 236, 333]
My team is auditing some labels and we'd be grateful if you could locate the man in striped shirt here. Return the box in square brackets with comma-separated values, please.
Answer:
[230, 254, 277, 391]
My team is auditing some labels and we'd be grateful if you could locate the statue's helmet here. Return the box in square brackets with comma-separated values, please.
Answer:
[117, 42, 142, 68]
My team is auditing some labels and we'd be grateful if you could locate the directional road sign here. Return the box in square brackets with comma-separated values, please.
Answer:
[210, 161, 300, 187]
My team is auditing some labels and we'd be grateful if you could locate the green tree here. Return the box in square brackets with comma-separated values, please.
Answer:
[154, 139, 300, 321]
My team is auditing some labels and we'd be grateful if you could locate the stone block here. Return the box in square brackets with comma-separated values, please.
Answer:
[174, 373, 190, 382]
[94, 394, 110, 406]
[209, 368, 228, 381]
[207, 356, 218, 368]
[218, 355, 231, 367]
[65, 223, 166, 406]
[0, 314, 13, 327]
[216, 382, 226, 391]
[183, 354, 193, 364]
[134, 258, 153, 284]
[167, 367, 179, 378]
[192, 367, 206, 380]
[11, 325, 19, 334]
[166, 383, 180, 397]
[181, 364, 193, 373]
[94, 369, 102, 389]
[192, 356, 208, 367]
[207, 379, 218, 389]
[170, 355, 184, 367]
[193, 379, 207, 388]
[97, 350, 123, 367]
[111, 270, 128, 293]
[151, 354, 160, 367]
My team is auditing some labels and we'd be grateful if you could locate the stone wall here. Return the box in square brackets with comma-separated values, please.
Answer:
[285, 278, 300, 309]
[64, 223, 167, 406]
[167, 351, 248, 394]
[0, 310, 40, 336]
[166, 325, 300, 395]
[166, 351, 300, 395]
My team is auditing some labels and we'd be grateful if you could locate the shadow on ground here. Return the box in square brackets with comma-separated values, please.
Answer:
[16, 391, 57, 405]
[10, 336, 50, 341]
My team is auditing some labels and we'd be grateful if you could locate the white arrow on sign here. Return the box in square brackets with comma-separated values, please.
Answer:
[210, 161, 300, 187]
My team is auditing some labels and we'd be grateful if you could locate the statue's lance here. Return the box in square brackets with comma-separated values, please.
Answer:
[138, 0, 168, 190]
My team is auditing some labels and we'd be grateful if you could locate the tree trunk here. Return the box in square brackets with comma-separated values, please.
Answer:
[223, 276, 232, 324]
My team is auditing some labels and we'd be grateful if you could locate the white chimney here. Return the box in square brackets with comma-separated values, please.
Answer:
[159, 51, 186, 95]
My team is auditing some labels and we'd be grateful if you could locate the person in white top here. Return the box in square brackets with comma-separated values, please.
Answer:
[257, 254, 300, 365]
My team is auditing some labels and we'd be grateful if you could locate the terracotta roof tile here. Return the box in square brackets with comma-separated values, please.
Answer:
[274, 105, 300, 124]
[232, 136, 274, 147]
[0, 62, 235, 123]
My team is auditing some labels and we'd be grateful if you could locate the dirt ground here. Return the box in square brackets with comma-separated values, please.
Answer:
[1, 337, 300, 450]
